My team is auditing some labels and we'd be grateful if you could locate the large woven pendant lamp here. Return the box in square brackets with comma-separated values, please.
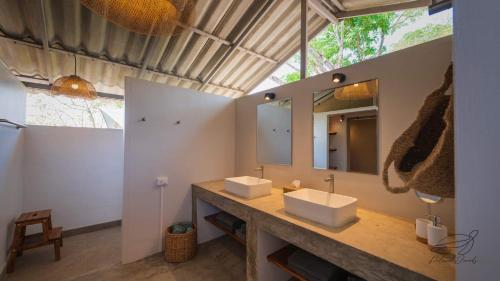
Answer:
[50, 56, 97, 100]
[80, 0, 195, 36]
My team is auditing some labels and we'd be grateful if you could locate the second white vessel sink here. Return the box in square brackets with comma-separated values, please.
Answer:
[224, 176, 272, 199]
[284, 188, 357, 228]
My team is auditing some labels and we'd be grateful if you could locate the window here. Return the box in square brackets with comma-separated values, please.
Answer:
[250, 7, 453, 94]
[26, 91, 124, 129]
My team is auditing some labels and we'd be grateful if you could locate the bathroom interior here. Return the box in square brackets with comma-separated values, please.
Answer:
[0, 0, 497, 281]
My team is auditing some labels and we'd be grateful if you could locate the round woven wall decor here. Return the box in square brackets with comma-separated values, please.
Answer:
[80, 0, 195, 36]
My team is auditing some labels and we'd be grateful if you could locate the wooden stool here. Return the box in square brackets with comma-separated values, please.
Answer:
[6, 209, 63, 273]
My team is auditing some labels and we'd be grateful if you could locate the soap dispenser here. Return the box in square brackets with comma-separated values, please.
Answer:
[427, 215, 448, 249]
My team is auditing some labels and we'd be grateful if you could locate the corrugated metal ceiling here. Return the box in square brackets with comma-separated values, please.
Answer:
[0, 0, 428, 98]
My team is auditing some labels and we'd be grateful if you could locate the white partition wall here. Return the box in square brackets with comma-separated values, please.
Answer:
[23, 126, 124, 233]
[122, 78, 235, 263]
[454, 1, 500, 279]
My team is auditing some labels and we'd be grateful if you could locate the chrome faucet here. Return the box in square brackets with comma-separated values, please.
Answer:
[255, 165, 264, 179]
[324, 174, 335, 193]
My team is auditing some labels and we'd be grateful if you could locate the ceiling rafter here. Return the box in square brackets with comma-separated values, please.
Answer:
[246, 19, 329, 93]
[329, 0, 346, 11]
[134, 19, 279, 79]
[200, 0, 278, 92]
[137, 20, 158, 79]
[0, 36, 244, 95]
[336, 0, 431, 19]
[39, 0, 52, 82]
[174, 22, 278, 64]
[309, 0, 339, 24]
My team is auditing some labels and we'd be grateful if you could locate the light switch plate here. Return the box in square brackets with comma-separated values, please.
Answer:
[156, 176, 168, 187]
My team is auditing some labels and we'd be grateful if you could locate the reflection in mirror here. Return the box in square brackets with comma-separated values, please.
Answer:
[313, 80, 379, 174]
[415, 191, 443, 204]
[415, 190, 443, 218]
[257, 98, 292, 165]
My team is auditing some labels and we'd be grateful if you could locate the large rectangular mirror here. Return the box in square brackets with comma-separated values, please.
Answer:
[257, 97, 292, 165]
[313, 80, 379, 174]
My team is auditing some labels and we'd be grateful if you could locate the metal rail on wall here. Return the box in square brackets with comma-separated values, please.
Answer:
[0, 118, 27, 129]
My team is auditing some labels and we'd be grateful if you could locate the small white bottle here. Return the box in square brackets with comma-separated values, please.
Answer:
[415, 218, 431, 243]
[427, 215, 448, 249]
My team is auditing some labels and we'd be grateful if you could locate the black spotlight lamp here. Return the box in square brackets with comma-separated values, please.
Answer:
[264, 92, 276, 101]
[332, 73, 346, 84]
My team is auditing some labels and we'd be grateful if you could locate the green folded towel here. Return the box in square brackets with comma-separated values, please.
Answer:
[170, 222, 194, 234]
[171, 224, 186, 234]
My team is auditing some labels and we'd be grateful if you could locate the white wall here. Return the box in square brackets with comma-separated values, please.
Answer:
[122, 78, 235, 263]
[23, 126, 123, 233]
[236, 37, 455, 229]
[0, 62, 26, 272]
[454, 1, 500, 279]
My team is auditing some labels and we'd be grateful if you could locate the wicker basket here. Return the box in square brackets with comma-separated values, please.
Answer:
[164, 224, 197, 263]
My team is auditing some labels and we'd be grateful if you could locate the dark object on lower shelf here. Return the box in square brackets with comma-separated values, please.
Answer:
[288, 248, 347, 281]
[347, 275, 366, 281]
[214, 212, 244, 231]
[204, 212, 246, 245]
[268, 245, 365, 281]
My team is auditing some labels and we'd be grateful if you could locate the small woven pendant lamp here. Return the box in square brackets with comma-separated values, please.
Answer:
[50, 55, 97, 100]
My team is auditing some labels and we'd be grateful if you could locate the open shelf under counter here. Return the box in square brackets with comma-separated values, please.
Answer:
[267, 244, 306, 281]
[204, 212, 246, 246]
[192, 180, 455, 281]
[267, 244, 364, 281]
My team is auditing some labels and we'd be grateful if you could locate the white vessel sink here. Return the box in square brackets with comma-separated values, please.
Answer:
[284, 188, 357, 228]
[224, 176, 272, 199]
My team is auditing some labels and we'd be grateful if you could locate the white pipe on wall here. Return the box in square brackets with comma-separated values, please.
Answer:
[159, 185, 164, 252]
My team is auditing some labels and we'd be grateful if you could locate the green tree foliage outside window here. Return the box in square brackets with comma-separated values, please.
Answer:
[277, 8, 452, 84]
[391, 23, 452, 51]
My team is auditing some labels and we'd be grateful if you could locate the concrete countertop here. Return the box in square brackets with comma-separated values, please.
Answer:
[192, 180, 455, 281]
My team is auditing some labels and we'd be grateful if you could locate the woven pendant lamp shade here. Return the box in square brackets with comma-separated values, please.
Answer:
[80, 0, 194, 36]
[334, 81, 377, 101]
[51, 75, 97, 100]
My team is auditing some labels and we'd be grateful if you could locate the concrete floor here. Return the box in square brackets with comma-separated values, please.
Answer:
[6, 227, 246, 281]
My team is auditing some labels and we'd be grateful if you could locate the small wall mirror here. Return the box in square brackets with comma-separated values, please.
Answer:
[257, 97, 292, 165]
[313, 80, 379, 174]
